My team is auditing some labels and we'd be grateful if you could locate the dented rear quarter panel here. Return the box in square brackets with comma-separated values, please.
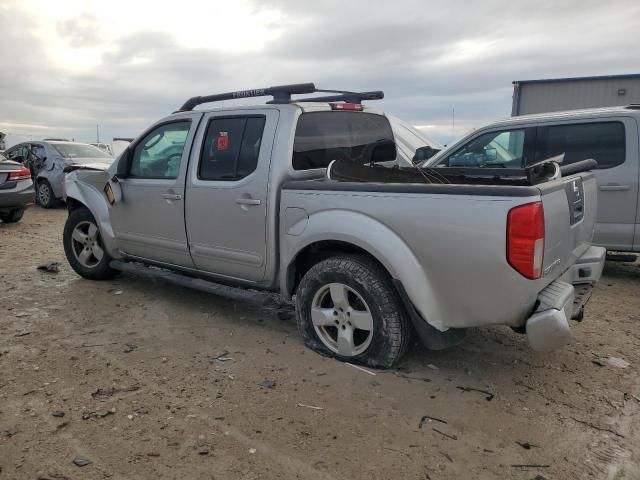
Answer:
[280, 174, 597, 332]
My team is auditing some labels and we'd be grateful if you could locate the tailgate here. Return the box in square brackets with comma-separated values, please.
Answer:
[538, 171, 597, 280]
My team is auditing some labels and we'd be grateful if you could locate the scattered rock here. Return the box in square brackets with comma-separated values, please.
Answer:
[37, 262, 60, 273]
[249, 448, 257, 454]
[52, 411, 65, 418]
[123, 344, 137, 353]
[427, 364, 439, 371]
[72, 457, 91, 467]
[607, 357, 630, 369]
[259, 379, 276, 389]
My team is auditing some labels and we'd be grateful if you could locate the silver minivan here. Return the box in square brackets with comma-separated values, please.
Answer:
[426, 105, 640, 253]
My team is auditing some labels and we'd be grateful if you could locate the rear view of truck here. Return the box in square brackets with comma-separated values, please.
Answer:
[281, 104, 605, 367]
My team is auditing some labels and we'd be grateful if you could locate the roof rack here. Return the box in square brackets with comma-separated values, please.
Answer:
[625, 104, 640, 110]
[177, 83, 383, 111]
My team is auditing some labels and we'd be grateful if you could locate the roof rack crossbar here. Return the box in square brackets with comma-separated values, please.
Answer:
[177, 83, 383, 111]
[267, 90, 384, 105]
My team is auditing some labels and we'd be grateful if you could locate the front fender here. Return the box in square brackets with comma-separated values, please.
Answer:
[281, 209, 448, 331]
[64, 170, 122, 259]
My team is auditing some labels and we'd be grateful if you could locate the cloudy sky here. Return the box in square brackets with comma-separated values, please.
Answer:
[1, 0, 639, 146]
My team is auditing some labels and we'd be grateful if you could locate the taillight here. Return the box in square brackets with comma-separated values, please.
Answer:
[8, 166, 31, 181]
[330, 103, 363, 111]
[507, 201, 545, 279]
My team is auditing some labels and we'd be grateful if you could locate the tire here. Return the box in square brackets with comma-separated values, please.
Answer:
[37, 179, 59, 208]
[0, 208, 24, 223]
[63, 208, 117, 280]
[295, 255, 412, 369]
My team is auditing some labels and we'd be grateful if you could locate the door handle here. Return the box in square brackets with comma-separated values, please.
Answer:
[599, 184, 630, 192]
[162, 193, 182, 200]
[235, 198, 261, 206]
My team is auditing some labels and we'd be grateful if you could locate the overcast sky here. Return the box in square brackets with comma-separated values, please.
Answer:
[1, 0, 639, 146]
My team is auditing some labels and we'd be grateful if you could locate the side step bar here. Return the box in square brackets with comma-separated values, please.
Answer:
[109, 260, 267, 304]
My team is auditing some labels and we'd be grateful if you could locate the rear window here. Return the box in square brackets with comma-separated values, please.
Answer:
[52, 143, 112, 160]
[534, 121, 625, 169]
[292, 111, 396, 170]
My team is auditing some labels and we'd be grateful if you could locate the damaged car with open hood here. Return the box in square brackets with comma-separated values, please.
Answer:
[62, 83, 605, 368]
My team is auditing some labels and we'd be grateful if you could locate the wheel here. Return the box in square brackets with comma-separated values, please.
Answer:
[295, 255, 412, 369]
[0, 208, 24, 223]
[37, 179, 59, 208]
[63, 208, 117, 280]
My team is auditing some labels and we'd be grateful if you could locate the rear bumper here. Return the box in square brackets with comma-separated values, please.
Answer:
[0, 180, 35, 212]
[526, 246, 606, 352]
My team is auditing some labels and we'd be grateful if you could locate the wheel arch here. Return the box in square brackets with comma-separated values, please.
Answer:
[281, 209, 447, 331]
[64, 174, 121, 259]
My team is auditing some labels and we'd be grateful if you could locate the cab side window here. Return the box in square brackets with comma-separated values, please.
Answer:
[130, 121, 191, 179]
[443, 129, 525, 168]
[198, 116, 266, 181]
[534, 122, 625, 169]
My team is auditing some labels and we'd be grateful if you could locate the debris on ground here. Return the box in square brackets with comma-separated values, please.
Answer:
[259, 379, 276, 389]
[108, 289, 123, 295]
[346, 363, 376, 376]
[123, 343, 137, 353]
[418, 415, 447, 429]
[1, 428, 17, 438]
[516, 441, 539, 450]
[72, 457, 92, 467]
[37, 262, 60, 273]
[432, 427, 457, 440]
[52, 411, 65, 418]
[427, 364, 439, 371]
[456, 386, 495, 401]
[511, 464, 550, 470]
[296, 403, 324, 410]
[249, 448, 257, 454]
[91, 385, 140, 399]
[208, 351, 233, 363]
[13, 331, 31, 337]
[82, 408, 115, 420]
[607, 356, 630, 369]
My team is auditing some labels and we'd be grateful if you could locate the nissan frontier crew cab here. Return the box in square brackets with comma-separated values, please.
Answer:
[62, 83, 606, 368]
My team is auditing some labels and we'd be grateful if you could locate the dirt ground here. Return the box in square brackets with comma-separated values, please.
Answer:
[1, 206, 639, 480]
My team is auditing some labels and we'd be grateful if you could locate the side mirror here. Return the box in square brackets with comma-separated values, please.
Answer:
[115, 147, 132, 178]
[412, 146, 439, 163]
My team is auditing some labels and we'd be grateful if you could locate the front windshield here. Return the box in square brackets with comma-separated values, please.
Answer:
[52, 143, 113, 160]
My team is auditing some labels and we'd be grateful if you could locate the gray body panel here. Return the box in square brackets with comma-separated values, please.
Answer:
[65, 103, 602, 335]
[427, 107, 640, 252]
[0, 158, 34, 211]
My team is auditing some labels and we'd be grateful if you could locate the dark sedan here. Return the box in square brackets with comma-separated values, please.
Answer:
[0, 153, 34, 223]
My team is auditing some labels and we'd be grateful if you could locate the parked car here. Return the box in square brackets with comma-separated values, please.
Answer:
[3, 141, 113, 208]
[62, 83, 605, 368]
[90, 142, 114, 156]
[111, 138, 134, 158]
[0, 153, 34, 223]
[425, 105, 640, 253]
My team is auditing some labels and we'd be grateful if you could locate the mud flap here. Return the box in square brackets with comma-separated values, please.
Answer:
[392, 279, 465, 350]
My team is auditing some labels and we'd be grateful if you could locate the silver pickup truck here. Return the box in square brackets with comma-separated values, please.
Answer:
[63, 83, 606, 368]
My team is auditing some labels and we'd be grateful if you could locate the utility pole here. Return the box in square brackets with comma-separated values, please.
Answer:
[451, 107, 455, 143]
[96, 124, 100, 143]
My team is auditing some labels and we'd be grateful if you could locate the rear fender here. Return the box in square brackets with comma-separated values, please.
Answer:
[281, 209, 448, 331]
[64, 170, 122, 259]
